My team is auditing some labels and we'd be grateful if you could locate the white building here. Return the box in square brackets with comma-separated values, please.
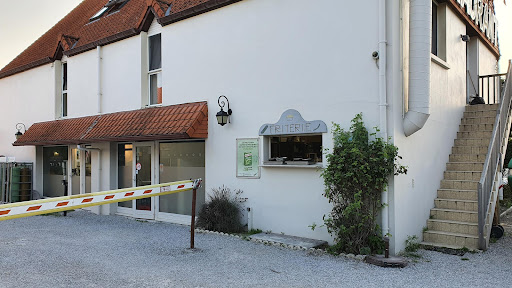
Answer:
[0, 0, 507, 254]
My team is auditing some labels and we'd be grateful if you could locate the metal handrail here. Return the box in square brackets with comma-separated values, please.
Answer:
[478, 61, 512, 249]
[479, 73, 507, 104]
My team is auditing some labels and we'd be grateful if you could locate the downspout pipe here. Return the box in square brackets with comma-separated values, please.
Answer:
[97, 46, 102, 115]
[379, 0, 389, 237]
[403, 0, 431, 136]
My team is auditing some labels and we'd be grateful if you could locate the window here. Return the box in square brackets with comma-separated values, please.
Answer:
[62, 63, 68, 117]
[431, 1, 438, 56]
[148, 34, 162, 105]
[90, 7, 109, 21]
[267, 135, 322, 165]
[90, 0, 129, 21]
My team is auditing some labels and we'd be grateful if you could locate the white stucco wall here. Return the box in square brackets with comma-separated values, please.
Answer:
[0, 63, 58, 196]
[153, 0, 381, 241]
[67, 50, 98, 118]
[101, 36, 144, 113]
[478, 38, 498, 77]
[0, 64, 57, 161]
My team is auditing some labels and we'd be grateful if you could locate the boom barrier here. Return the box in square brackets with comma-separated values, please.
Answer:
[0, 179, 202, 221]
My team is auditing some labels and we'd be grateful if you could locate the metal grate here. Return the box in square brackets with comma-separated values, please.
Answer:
[0, 162, 33, 203]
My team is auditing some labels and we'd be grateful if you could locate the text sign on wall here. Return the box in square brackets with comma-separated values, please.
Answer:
[236, 138, 260, 178]
[259, 109, 327, 136]
[455, 0, 498, 45]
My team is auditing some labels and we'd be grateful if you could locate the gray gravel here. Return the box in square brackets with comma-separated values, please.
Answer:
[1, 210, 512, 288]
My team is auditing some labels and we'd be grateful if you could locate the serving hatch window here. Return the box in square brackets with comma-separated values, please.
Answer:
[268, 135, 322, 164]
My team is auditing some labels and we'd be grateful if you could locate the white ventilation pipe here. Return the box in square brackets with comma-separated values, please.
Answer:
[403, 0, 431, 136]
[379, 0, 389, 237]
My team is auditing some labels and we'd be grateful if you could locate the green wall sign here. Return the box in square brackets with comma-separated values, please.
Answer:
[236, 138, 260, 178]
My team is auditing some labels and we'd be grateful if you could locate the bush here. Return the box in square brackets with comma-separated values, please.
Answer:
[196, 186, 243, 233]
[321, 113, 407, 255]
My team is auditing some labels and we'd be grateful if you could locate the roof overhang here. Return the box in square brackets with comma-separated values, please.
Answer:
[13, 102, 208, 146]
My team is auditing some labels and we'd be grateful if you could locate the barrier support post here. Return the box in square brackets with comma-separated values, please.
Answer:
[190, 179, 202, 249]
[190, 188, 197, 249]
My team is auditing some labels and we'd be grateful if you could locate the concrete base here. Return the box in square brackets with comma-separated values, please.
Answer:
[365, 255, 408, 268]
[249, 233, 327, 249]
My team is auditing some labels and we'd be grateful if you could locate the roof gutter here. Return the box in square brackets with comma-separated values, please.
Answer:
[403, 0, 431, 136]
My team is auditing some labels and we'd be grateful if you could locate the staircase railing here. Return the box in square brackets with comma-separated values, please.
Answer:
[478, 61, 512, 250]
[479, 73, 507, 105]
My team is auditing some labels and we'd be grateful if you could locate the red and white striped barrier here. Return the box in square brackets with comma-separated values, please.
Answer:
[0, 179, 201, 221]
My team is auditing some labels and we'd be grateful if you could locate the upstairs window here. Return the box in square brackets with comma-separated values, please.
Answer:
[431, 1, 438, 56]
[90, 0, 129, 21]
[149, 34, 162, 105]
[62, 63, 68, 117]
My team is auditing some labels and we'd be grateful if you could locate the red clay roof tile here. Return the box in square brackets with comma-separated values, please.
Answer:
[13, 101, 207, 146]
[0, 0, 241, 79]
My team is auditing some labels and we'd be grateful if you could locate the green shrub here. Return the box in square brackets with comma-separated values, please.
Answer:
[196, 186, 243, 233]
[405, 235, 420, 253]
[321, 113, 407, 255]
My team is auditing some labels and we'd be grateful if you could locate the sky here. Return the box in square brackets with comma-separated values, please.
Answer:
[0, 0, 511, 71]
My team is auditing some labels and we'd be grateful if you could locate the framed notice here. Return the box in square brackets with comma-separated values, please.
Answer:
[236, 138, 260, 178]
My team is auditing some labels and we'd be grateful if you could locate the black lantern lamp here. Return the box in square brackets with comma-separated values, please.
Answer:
[15, 123, 27, 140]
[216, 95, 232, 126]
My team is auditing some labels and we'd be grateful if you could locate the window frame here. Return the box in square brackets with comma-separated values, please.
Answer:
[148, 33, 162, 106]
[263, 134, 323, 167]
[61, 62, 68, 118]
[431, 1, 438, 56]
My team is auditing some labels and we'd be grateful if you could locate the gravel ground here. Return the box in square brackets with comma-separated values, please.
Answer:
[1, 210, 512, 288]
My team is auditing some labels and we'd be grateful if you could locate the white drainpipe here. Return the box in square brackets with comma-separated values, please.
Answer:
[379, 0, 390, 237]
[403, 0, 431, 136]
[97, 46, 102, 114]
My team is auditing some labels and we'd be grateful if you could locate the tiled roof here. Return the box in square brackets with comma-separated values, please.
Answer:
[13, 102, 208, 146]
[0, 0, 241, 79]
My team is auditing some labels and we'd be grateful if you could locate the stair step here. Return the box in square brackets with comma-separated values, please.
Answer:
[427, 219, 478, 235]
[452, 146, 489, 155]
[459, 124, 494, 131]
[443, 171, 481, 181]
[465, 104, 499, 112]
[423, 230, 478, 249]
[437, 189, 477, 201]
[454, 138, 490, 147]
[430, 208, 478, 222]
[461, 117, 495, 125]
[434, 198, 478, 211]
[465, 103, 499, 112]
[463, 110, 497, 118]
[420, 241, 479, 251]
[446, 162, 483, 171]
[440, 180, 478, 190]
[449, 154, 487, 162]
[457, 130, 492, 139]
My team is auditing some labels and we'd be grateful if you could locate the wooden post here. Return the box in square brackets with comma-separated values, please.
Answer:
[190, 187, 197, 249]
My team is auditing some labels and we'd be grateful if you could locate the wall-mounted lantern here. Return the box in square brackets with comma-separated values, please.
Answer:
[15, 123, 27, 140]
[216, 95, 232, 126]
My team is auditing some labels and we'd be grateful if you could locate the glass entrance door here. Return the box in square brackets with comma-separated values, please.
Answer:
[116, 142, 155, 219]
[134, 144, 153, 217]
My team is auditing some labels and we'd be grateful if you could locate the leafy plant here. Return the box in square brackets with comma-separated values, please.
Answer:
[196, 186, 243, 233]
[405, 235, 420, 253]
[321, 113, 407, 255]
